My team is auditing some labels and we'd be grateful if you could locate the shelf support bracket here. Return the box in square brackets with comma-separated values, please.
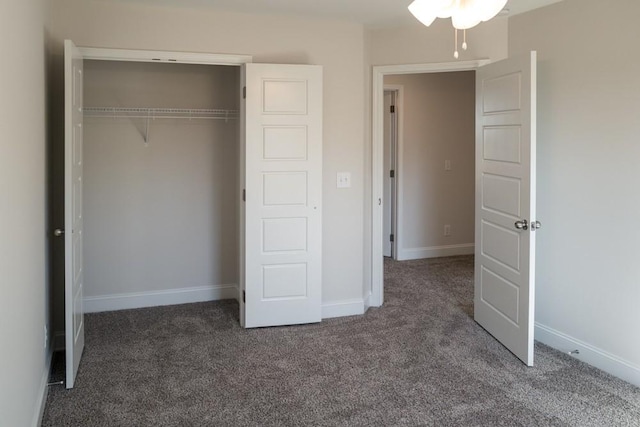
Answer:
[144, 115, 150, 146]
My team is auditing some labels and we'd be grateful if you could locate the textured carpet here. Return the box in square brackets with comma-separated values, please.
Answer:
[43, 256, 640, 426]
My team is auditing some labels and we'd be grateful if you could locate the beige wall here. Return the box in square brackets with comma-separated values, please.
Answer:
[509, 0, 640, 383]
[83, 61, 239, 300]
[368, 17, 508, 66]
[0, 0, 51, 425]
[385, 72, 475, 259]
[49, 0, 366, 328]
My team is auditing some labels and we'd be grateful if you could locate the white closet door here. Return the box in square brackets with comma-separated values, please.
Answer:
[242, 63, 323, 328]
[64, 39, 85, 388]
[475, 52, 537, 366]
[383, 91, 394, 258]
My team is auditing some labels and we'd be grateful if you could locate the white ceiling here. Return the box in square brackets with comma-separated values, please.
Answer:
[101, 0, 563, 28]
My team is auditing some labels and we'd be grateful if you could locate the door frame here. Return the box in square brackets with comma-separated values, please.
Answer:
[63, 45, 252, 347]
[78, 47, 252, 66]
[370, 60, 490, 307]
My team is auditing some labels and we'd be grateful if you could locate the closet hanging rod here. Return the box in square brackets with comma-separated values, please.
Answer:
[83, 107, 239, 120]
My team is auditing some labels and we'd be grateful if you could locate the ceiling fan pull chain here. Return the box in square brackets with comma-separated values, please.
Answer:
[462, 29, 468, 50]
[454, 28, 459, 59]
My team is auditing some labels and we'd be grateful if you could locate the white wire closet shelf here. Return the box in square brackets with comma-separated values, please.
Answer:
[83, 107, 239, 120]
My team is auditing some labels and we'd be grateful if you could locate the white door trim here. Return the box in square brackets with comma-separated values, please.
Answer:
[78, 46, 253, 66]
[370, 60, 490, 307]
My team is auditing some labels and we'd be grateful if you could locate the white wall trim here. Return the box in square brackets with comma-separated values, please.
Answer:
[371, 59, 490, 308]
[83, 284, 238, 313]
[397, 244, 474, 261]
[78, 46, 253, 66]
[322, 299, 365, 319]
[535, 322, 640, 388]
[374, 61, 490, 76]
[363, 293, 372, 311]
[33, 349, 53, 427]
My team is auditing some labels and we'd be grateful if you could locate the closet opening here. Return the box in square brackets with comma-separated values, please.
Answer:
[61, 44, 323, 388]
[82, 60, 242, 314]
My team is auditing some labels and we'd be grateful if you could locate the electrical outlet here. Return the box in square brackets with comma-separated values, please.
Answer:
[44, 324, 48, 349]
[444, 224, 451, 236]
[444, 160, 452, 171]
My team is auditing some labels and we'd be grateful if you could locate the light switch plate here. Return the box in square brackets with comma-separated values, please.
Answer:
[337, 172, 351, 188]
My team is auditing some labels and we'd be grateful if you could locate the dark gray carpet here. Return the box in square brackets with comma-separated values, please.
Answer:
[43, 256, 640, 426]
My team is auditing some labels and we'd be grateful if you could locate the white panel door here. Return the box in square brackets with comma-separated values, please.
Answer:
[64, 40, 85, 388]
[475, 52, 538, 366]
[243, 63, 323, 328]
[383, 91, 395, 258]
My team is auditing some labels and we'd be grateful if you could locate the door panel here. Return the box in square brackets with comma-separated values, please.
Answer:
[243, 64, 322, 328]
[475, 52, 537, 366]
[482, 174, 521, 217]
[263, 126, 308, 159]
[263, 172, 307, 205]
[481, 220, 520, 271]
[263, 218, 307, 252]
[483, 126, 522, 163]
[64, 39, 85, 388]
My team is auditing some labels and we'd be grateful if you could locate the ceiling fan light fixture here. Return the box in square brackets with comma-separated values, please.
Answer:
[435, 0, 458, 18]
[408, 0, 457, 26]
[451, 0, 482, 30]
[408, 1, 437, 27]
[408, 0, 507, 58]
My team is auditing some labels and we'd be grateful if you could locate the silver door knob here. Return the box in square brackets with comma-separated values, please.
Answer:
[515, 220, 528, 230]
[53, 229, 65, 237]
[531, 221, 542, 230]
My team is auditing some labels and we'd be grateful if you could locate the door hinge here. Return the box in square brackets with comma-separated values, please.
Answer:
[390, 234, 395, 242]
[390, 105, 395, 113]
[242, 290, 246, 303]
[243, 86, 246, 99]
[242, 189, 246, 202]
[390, 170, 395, 178]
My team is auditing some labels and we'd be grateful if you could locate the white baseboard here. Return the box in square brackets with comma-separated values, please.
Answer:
[33, 348, 53, 427]
[83, 284, 238, 313]
[322, 299, 365, 319]
[535, 322, 640, 388]
[363, 293, 371, 311]
[397, 243, 474, 261]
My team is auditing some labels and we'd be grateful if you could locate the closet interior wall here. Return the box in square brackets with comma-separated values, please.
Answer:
[83, 60, 240, 309]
